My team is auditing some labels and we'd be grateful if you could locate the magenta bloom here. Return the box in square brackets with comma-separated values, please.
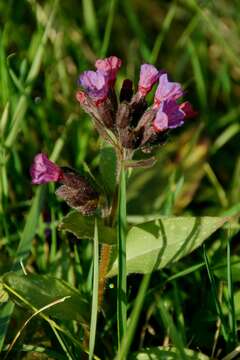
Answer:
[76, 55, 197, 149]
[79, 70, 109, 103]
[95, 56, 122, 85]
[153, 100, 185, 132]
[154, 73, 183, 107]
[138, 64, 159, 97]
[30, 153, 63, 184]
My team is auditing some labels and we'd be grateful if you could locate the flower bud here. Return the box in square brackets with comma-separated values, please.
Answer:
[120, 79, 133, 102]
[95, 56, 122, 85]
[129, 98, 148, 128]
[56, 167, 99, 215]
[116, 102, 131, 129]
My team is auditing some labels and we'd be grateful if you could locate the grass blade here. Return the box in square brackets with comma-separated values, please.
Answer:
[5, 0, 58, 148]
[122, 0, 150, 60]
[117, 273, 151, 360]
[157, 299, 188, 360]
[0, 29, 10, 106]
[0, 102, 9, 137]
[150, 4, 176, 64]
[227, 235, 236, 347]
[100, 0, 117, 57]
[203, 244, 228, 341]
[117, 168, 127, 348]
[0, 112, 70, 352]
[187, 39, 207, 109]
[89, 218, 99, 360]
[204, 163, 228, 209]
[82, 0, 100, 51]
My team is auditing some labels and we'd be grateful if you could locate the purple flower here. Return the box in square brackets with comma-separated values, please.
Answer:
[95, 56, 122, 85]
[30, 153, 63, 184]
[154, 73, 183, 107]
[138, 64, 159, 97]
[153, 100, 185, 132]
[79, 70, 109, 103]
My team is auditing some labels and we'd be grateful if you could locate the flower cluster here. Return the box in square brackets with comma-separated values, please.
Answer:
[76, 56, 196, 152]
[30, 57, 196, 215]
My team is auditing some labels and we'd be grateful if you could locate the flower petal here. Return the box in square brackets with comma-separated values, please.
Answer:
[79, 70, 109, 102]
[153, 109, 169, 132]
[138, 64, 159, 97]
[30, 153, 62, 184]
[154, 73, 183, 107]
[163, 100, 185, 128]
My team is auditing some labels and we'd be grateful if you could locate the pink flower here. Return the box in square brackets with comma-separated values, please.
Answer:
[95, 56, 122, 85]
[154, 73, 183, 107]
[153, 100, 185, 132]
[30, 153, 63, 184]
[138, 64, 159, 97]
[79, 70, 109, 103]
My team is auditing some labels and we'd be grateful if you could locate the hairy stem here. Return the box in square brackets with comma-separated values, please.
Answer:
[98, 186, 119, 309]
[98, 243, 112, 309]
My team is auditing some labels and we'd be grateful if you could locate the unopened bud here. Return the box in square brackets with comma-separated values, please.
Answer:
[56, 167, 99, 215]
[120, 79, 133, 102]
[116, 102, 131, 129]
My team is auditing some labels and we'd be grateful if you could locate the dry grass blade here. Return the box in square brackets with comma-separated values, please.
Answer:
[4, 296, 71, 360]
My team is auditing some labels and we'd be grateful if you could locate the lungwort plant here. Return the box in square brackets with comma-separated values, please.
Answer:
[1, 56, 231, 359]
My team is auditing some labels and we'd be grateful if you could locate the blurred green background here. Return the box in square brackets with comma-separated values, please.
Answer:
[0, 0, 240, 359]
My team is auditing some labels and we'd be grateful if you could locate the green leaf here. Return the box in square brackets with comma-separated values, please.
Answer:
[58, 211, 116, 245]
[99, 145, 117, 195]
[107, 216, 228, 276]
[2, 273, 89, 324]
[130, 346, 209, 360]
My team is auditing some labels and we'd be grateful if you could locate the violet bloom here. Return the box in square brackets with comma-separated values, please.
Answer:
[154, 73, 183, 107]
[30, 153, 63, 184]
[137, 64, 159, 97]
[95, 56, 122, 85]
[79, 70, 109, 103]
[153, 100, 185, 132]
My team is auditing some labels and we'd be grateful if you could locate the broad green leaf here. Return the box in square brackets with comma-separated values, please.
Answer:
[2, 273, 89, 324]
[130, 346, 209, 360]
[58, 211, 116, 245]
[0, 185, 46, 351]
[99, 145, 117, 195]
[107, 216, 228, 276]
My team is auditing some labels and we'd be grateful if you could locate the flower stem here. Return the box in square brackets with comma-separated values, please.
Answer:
[98, 186, 119, 309]
[117, 167, 127, 347]
[98, 243, 112, 308]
